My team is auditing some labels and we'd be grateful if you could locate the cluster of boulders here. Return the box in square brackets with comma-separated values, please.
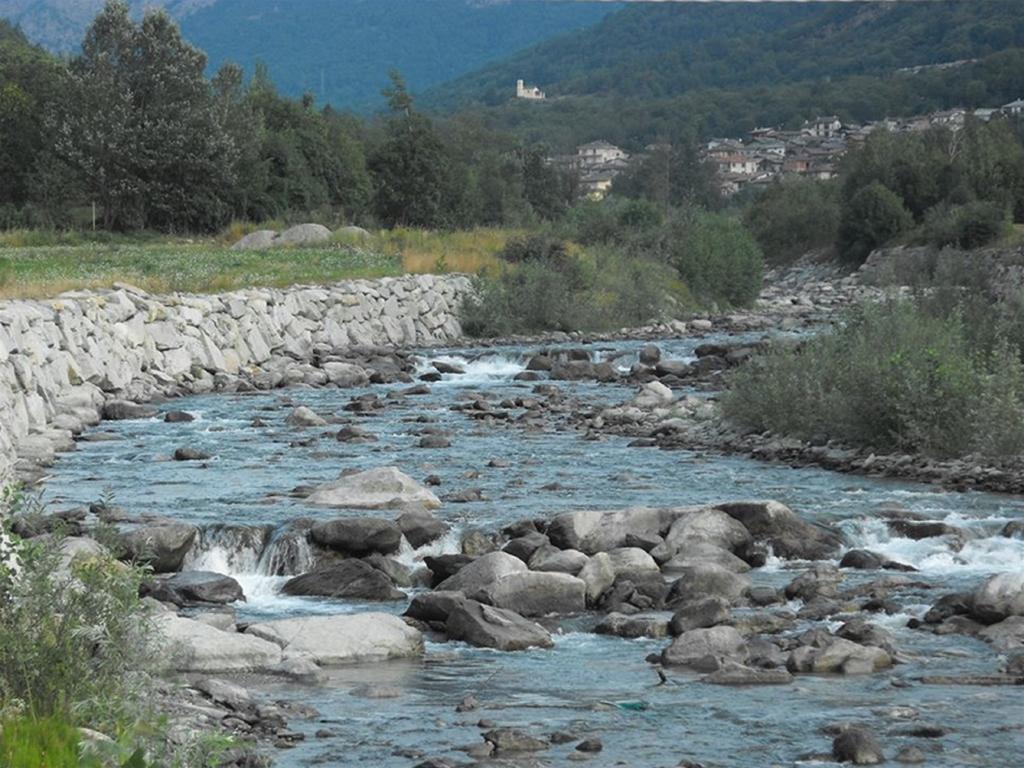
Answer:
[0, 273, 471, 484]
[230, 223, 371, 251]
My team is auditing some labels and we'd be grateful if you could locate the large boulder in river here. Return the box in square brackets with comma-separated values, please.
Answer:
[437, 551, 527, 593]
[662, 625, 747, 670]
[397, 508, 449, 549]
[102, 400, 159, 421]
[665, 563, 750, 607]
[286, 406, 327, 427]
[546, 507, 676, 555]
[310, 517, 402, 556]
[281, 560, 404, 600]
[145, 571, 244, 606]
[971, 572, 1024, 624]
[275, 223, 332, 246]
[246, 613, 423, 664]
[122, 522, 198, 573]
[322, 362, 370, 387]
[156, 613, 282, 673]
[475, 572, 586, 617]
[715, 500, 842, 560]
[307, 467, 441, 510]
[445, 599, 553, 651]
[655, 508, 752, 562]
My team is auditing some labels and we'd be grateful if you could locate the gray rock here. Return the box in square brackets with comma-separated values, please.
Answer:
[231, 230, 278, 250]
[147, 571, 243, 605]
[276, 223, 332, 246]
[307, 466, 441, 510]
[445, 600, 553, 651]
[484, 728, 548, 753]
[103, 400, 159, 421]
[978, 616, 1024, 652]
[310, 518, 402, 556]
[173, 447, 211, 461]
[702, 662, 793, 685]
[122, 523, 198, 573]
[281, 560, 404, 600]
[665, 564, 750, 606]
[156, 614, 282, 673]
[437, 551, 527, 593]
[397, 508, 449, 549]
[528, 546, 588, 575]
[404, 591, 467, 624]
[662, 626, 747, 670]
[475, 571, 586, 616]
[638, 344, 661, 365]
[669, 597, 731, 635]
[716, 500, 843, 560]
[594, 613, 669, 639]
[832, 727, 885, 765]
[972, 572, 1024, 623]
[286, 406, 327, 427]
[785, 564, 843, 602]
[246, 613, 423, 664]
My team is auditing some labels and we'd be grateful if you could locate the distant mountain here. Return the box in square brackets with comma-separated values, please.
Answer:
[0, 0, 619, 110]
[427, 0, 1024, 110]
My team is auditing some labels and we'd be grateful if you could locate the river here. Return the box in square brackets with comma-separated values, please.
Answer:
[42, 335, 1024, 767]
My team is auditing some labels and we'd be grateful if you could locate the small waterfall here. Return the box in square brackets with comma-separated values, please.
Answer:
[183, 524, 274, 574]
[393, 527, 462, 568]
[256, 525, 316, 577]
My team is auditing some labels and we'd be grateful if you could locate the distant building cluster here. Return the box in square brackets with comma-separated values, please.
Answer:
[548, 140, 633, 199]
[539, 99, 1024, 202]
[704, 99, 1024, 197]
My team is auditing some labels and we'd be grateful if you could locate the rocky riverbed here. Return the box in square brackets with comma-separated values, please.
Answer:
[23, 315, 1023, 767]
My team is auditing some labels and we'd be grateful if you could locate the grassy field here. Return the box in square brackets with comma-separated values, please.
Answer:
[0, 226, 515, 299]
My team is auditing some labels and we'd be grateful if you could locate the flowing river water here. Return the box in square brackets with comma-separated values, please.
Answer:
[41, 334, 1024, 767]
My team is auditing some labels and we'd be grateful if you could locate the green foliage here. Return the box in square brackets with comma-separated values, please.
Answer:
[722, 299, 1024, 460]
[0, 532, 154, 729]
[743, 178, 840, 264]
[0, 716, 99, 768]
[461, 240, 685, 337]
[838, 182, 914, 265]
[917, 200, 1011, 249]
[668, 212, 764, 308]
[431, 1, 1024, 110]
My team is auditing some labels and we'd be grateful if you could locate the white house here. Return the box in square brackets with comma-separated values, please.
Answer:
[516, 79, 545, 101]
[1003, 98, 1024, 116]
[803, 115, 843, 139]
[577, 140, 628, 167]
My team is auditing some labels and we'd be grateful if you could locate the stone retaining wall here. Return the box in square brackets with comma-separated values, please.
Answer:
[0, 274, 473, 487]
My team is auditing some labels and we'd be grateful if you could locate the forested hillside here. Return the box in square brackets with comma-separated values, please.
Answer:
[0, 0, 618, 110]
[429, 0, 1024, 109]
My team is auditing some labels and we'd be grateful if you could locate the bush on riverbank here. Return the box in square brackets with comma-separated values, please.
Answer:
[0, 494, 227, 766]
[722, 299, 1024, 459]
[461, 235, 688, 336]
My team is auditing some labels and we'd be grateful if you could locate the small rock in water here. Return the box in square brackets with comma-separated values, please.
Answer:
[173, 447, 211, 461]
[895, 745, 926, 764]
[576, 738, 603, 753]
[285, 406, 327, 427]
[549, 731, 577, 744]
[456, 694, 478, 712]
[832, 727, 885, 765]
[164, 410, 195, 423]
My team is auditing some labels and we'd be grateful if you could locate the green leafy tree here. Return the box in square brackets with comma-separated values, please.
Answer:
[369, 71, 453, 227]
[744, 178, 840, 264]
[838, 181, 914, 264]
[50, 1, 237, 231]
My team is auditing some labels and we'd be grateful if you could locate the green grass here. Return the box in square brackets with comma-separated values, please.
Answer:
[0, 241, 402, 298]
[0, 225, 525, 299]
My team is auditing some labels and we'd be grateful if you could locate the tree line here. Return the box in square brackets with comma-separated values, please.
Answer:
[0, 2, 575, 233]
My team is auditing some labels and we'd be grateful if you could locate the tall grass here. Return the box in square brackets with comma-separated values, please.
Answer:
[722, 299, 1024, 459]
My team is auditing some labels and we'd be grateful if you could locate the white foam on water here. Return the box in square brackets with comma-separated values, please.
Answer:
[842, 515, 1024, 575]
[394, 528, 463, 568]
[415, 354, 526, 386]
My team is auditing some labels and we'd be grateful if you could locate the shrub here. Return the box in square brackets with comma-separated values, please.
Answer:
[0, 716, 99, 768]
[743, 178, 840, 265]
[918, 200, 1010, 250]
[498, 234, 570, 264]
[0, 522, 154, 731]
[668, 211, 764, 308]
[838, 182, 914, 265]
[722, 299, 1024, 459]
[461, 245, 686, 337]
